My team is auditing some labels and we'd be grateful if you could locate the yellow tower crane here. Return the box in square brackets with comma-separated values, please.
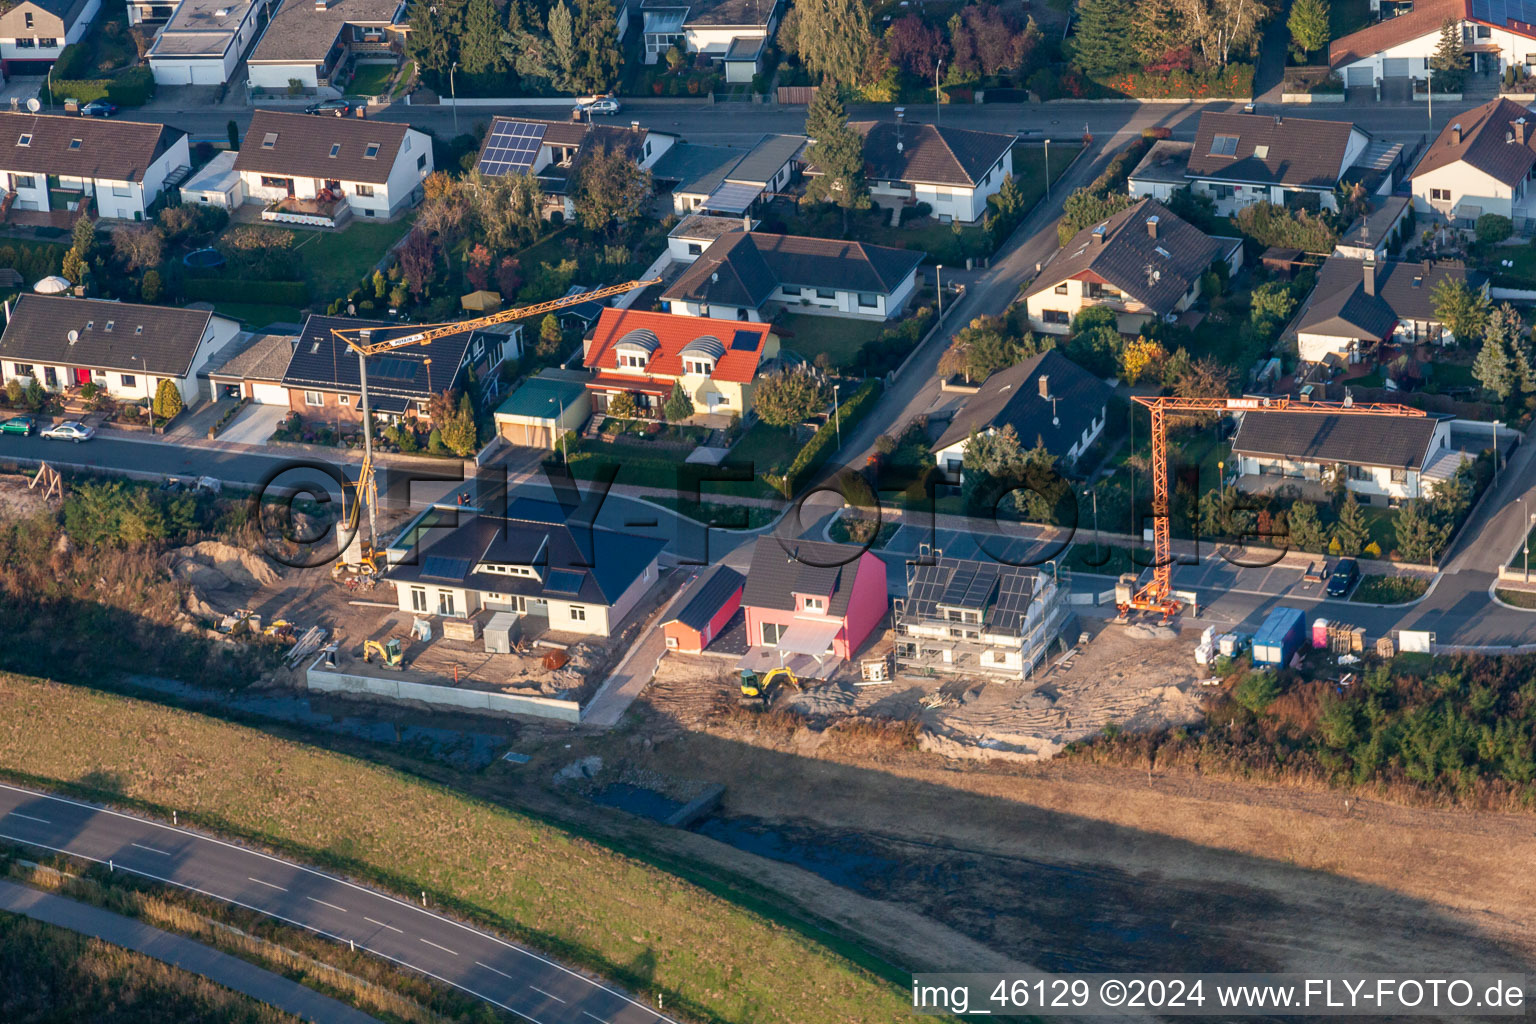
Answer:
[329, 278, 658, 580]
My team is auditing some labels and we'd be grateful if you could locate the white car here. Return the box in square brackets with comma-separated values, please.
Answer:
[41, 421, 95, 442]
[579, 97, 621, 116]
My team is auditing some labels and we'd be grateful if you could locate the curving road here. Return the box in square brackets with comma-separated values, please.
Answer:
[0, 783, 674, 1024]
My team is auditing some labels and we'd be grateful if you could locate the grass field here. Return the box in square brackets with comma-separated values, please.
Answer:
[345, 63, 396, 97]
[1350, 574, 1429, 604]
[224, 218, 412, 309]
[774, 312, 886, 366]
[0, 675, 912, 1024]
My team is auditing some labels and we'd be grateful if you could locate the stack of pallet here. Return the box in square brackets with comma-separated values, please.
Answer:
[1326, 621, 1366, 654]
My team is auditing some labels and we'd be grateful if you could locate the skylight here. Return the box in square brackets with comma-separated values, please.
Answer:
[68, 139, 81, 150]
[329, 142, 341, 158]
[364, 142, 380, 159]
[104, 320, 114, 332]
[1253, 144, 1269, 159]
[16, 134, 30, 147]
[1154, 246, 1171, 258]
[262, 132, 278, 149]
[1209, 134, 1239, 156]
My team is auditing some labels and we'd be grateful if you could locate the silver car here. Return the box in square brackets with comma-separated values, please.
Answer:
[41, 420, 95, 442]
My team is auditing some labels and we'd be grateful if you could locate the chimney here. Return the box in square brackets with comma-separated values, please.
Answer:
[1091, 223, 1106, 245]
[1274, 114, 1282, 125]
[1451, 123, 1462, 146]
[1146, 214, 1159, 239]
[630, 120, 640, 133]
[742, 214, 751, 232]
[1363, 259, 1376, 297]
[1518, 117, 1529, 145]
[1038, 374, 1050, 399]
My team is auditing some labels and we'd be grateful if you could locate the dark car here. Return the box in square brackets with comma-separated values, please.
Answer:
[80, 100, 118, 118]
[0, 414, 35, 435]
[1326, 558, 1359, 598]
[305, 100, 353, 116]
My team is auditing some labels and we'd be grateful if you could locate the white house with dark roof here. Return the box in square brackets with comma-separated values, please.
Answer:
[1292, 257, 1487, 365]
[0, 294, 239, 406]
[474, 116, 674, 218]
[662, 133, 804, 215]
[894, 557, 1067, 681]
[1187, 112, 1371, 215]
[1024, 198, 1243, 335]
[0, 111, 189, 220]
[662, 231, 924, 321]
[639, 0, 780, 79]
[0, 0, 99, 74]
[148, 0, 278, 85]
[666, 213, 753, 261]
[1231, 409, 1457, 502]
[246, 0, 404, 96]
[807, 118, 1014, 224]
[234, 109, 430, 223]
[1408, 97, 1536, 228]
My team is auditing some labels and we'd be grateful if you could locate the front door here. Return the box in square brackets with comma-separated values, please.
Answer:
[73, 367, 90, 385]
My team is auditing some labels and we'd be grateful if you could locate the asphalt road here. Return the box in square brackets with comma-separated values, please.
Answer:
[0, 782, 674, 1024]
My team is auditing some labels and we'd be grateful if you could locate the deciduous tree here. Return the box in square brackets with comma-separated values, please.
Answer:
[754, 365, 828, 427]
[398, 230, 439, 297]
[883, 14, 946, 78]
[795, 0, 875, 88]
[573, 147, 651, 235]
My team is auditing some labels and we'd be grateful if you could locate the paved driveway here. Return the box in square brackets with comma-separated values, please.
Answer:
[217, 403, 290, 446]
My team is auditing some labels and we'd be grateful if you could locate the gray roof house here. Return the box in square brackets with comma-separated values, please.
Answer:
[1186, 112, 1372, 214]
[1293, 256, 1487, 366]
[661, 133, 805, 215]
[932, 349, 1115, 474]
[663, 231, 925, 322]
[245, 0, 405, 96]
[1231, 408, 1459, 503]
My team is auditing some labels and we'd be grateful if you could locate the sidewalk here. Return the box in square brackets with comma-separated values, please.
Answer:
[0, 879, 382, 1024]
[582, 576, 694, 727]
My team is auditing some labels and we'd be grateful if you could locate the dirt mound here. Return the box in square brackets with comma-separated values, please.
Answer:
[164, 541, 282, 590]
[917, 728, 1061, 762]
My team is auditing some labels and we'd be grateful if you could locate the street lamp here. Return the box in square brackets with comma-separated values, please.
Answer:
[935, 59, 943, 127]
[450, 61, 460, 136]
[1043, 138, 1051, 198]
[1082, 485, 1099, 566]
[548, 396, 568, 462]
[832, 383, 841, 449]
[936, 264, 944, 319]
[1217, 459, 1225, 497]
[1524, 497, 1534, 583]
[135, 353, 152, 434]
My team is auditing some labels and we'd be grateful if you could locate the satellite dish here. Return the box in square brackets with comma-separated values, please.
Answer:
[26, 98, 40, 113]
[67, 329, 78, 343]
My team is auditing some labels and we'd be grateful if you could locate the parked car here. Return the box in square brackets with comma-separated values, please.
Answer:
[1326, 558, 1359, 598]
[0, 414, 35, 435]
[305, 99, 353, 117]
[41, 421, 94, 443]
[80, 100, 118, 118]
[577, 96, 621, 116]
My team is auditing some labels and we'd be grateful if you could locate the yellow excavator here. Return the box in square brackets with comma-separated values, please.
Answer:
[329, 278, 659, 583]
[740, 667, 799, 708]
[363, 637, 405, 669]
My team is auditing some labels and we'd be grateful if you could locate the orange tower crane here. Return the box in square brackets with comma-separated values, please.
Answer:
[328, 277, 658, 577]
[1120, 394, 1427, 622]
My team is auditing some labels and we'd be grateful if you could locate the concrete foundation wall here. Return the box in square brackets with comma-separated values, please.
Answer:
[306, 661, 581, 722]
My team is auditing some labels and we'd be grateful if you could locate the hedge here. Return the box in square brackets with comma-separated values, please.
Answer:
[183, 278, 309, 306]
[766, 379, 882, 497]
[1090, 64, 1255, 100]
[44, 67, 156, 108]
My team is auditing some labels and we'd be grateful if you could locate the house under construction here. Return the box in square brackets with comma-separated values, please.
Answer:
[892, 556, 1067, 681]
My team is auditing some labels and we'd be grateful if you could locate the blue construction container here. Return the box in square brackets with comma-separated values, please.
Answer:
[1251, 606, 1305, 667]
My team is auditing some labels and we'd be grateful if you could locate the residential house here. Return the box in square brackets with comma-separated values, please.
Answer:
[0, 111, 189, 220]
[931, 349, 1115, 477]
[179, 149, 243, 208]
[0, 0, 99, 74]
[234, 109, 431, 224]
[741, 538, 888, 662]
[639, 0, 781, 80]
[666, 212, 752, 262]
[893, 557, 1067, 681]
[663, 231, 924, 322]
[1230, 408, 1458, 503]
[1025, 198, 1243, 335]
[662, 133, 804, 215]
[1409, 97, 1536, 228]
[807, 119, 1015, 225]
[662, 564, 744, 653]
[279, 313, 519, 426]
[246, 0, 404, 97]
[492, 368, 591, 449]
[1292, 256, 1486, 365]
[384, 497, 665, 637]
[205, 330, 296, 403]
[581, 308, 776, 418]
[1127, 140, 1194, 202]
[1186, 112, 1371, 214]
[474, 117, 674, 219]
[0, 294, 239, 406]
[1334, 194, 1413, 261]
[148, 0, 279, 85]
[1331, 0, 1535, 88]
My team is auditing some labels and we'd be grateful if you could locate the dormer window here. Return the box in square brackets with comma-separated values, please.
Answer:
[802, 596, 825, 612]
[16, 134, 30, 147]
[364, 142, 380, 159]
[104, 320, 113, 332]
[684, 358, 712, 376]
[329, 142, 341, 158]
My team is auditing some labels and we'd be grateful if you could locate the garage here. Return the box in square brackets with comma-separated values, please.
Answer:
[1383, 56, 1414, 77]
[1344, 65, 1374, 87]
[250, 381, 289, 405]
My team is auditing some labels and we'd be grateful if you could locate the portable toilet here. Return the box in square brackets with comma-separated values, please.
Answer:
[1312, 618, 1330, 649]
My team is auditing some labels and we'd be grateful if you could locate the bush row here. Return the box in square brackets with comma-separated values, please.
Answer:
[1090, 64, 1255, 99]
[183, 278, 309, 306]
[767, 379, 882, 497]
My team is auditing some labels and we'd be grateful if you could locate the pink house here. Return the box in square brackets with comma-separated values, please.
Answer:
[741, 539, 889, 661]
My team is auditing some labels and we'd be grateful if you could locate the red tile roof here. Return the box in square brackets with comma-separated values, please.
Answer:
[583, 309, 772, 385]
[1330, 0, 1464, 68]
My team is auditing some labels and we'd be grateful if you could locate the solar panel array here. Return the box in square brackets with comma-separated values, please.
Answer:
[941, 560, 1000, 610]
[1471, 0, 1536, 27]
[730, 329, 760, 351]
[366, 356, 418, 383]
[422, 556, 470, 581]
[479, 120, 548, 176]
[545, 569, 586, 594]
[903, 557, 1036, 633]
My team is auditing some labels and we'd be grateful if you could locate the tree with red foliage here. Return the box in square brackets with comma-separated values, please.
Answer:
[398, 230, 439, 298]
[883, 14, 947, 78]
[495, 256, 522, 297]
[465, 244, 493, 290]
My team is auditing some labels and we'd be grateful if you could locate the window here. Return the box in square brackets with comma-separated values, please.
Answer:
[410, 586, 428, 612]
[1431, 188, 1451, 201]
[304, 390, 324, 406]
[1391, 467, 1407, 483]
[364, 142, 380, 159]
[261, 132, 278, 149]
[339, 394, 350, 405]
[38, 38, 56, 47]
[23, 12, 31, 27]
[933, 185, 953, 197]
[1212, 183, 1235, 200]
[112, 183, 130, 197]
[1053, 283, 1068, 294]
[815, 288, 835, 299]
[356, 184, 374, 197]
[803, 596, 825, 612]
[12, 363, 34, 378]
[1042, 309, 1071, 325]
[68, 139, 81, 150]
[260, 175, 290, 189]
[684, 358, 711, 375]
[15, 38, 33, 47]
[120, 374, 135, 388]
[15, 135, 29, 148]
[1209, 134, 1239, 156]
[43, 367, 56, 388]
[417, 154, 426, 170]
[686, 242, 703, 256]
[618, 352, 647, 369]
[665, 635, 678, 649]
[780, 283, 799, 295]
[570, 606, 586, 622]
[761, 621, 786, 644]
[857, 292, 879, 308]
[329, 143, 341, 158]
[437, 590, 456, 616]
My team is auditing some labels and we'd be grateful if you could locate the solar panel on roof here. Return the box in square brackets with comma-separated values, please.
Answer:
[422, 556, 470, 580]
[962, 562, 1000, 608]
[366, 356, 417, 382]
[730, 330, 760, 351]
[940, 562, 978, 607]
[545, 569, 585, 594]
[479, 120, 548, 176]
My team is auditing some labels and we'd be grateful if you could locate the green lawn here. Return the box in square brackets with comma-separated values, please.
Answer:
[345, 63, 397, 98]
[774, 313, 886, 366]
[1351, 574, 1429, 603]
[729, 419, 796, 476]
[1496, 587, 1536, 608]
[391, 61, 415, 98]
[1011, 143, 1082, 210]
[228, 217, 413, 308]
[1358, 506, 1399, 555]
[206, 301, 306, 328]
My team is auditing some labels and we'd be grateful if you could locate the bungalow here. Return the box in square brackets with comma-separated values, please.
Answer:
[474, 117, 674, 219]
[893, 557, 1067, 681]
[639, 0, 781, 81]
[1186, 112, 1371, 215]
[581, 308, 776, 418]
[385, 497, 665, 637]
[492, 368, 591, 449]
[1331, 0, 1534, 88]
[1408, 97, 1536, 229]
[807, 118, 1015, 225]
[1231, 409, 1457, 503]
[1292, 256, 1486, 365]
[0, 111, 189, 221]
[204, 330, 296, 403]
[663, 231, 924, 322]
[1127, 140, 1194, 202]
[246, 0, 404, 97]
[148, 0, 279, 85]
[1024, 198, 1243, 335]
[1334, 194, 1413, 261]
[931, 349, 1115, 477]
[662, 564, 744, 653]
[662, 133, 804, 216]
[279, 313, 520, 426]
[234, 109, 431, 224]
[0, 294, 239, 407]
[741, 538, 888, 662]
[0, 0, 99, 74]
